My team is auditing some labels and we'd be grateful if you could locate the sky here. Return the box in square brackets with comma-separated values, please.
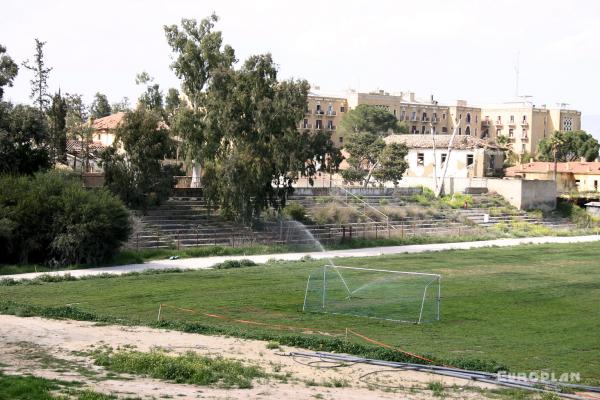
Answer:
[2, 0, 600, 135]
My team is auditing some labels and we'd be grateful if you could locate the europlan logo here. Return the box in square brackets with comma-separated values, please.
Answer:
[497, 371, 581, 383]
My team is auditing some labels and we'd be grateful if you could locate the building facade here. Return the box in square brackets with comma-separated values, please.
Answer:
[506, 161, 600, 193]
[300, 91, 348, 146]
[303, 89, 582, 158]
[384, 135, 505, 178]
[480, 102, 581, 157]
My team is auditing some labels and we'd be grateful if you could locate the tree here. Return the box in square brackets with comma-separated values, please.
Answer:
[372, 143, 409, 185]
[111, 97, 131, 113]
[47, 91, 67, 163]
[99, 109, 177, 210]
[0, 102, 51, 175]
[341, 132, 408, 187]
[22, 39, 52, 112]
[165, 15, 339, 222]
[90, 92, 112, 118]
[340, 104, 405, 135]
[135, 72, 163, 113]
[0, 44, 19, 100]
[164, 14, 235, 111]
[165, 87, 181, 124]
[538, 130, 599, 164]
[65, 93, 92, 171]
[0, 171, 131, 265]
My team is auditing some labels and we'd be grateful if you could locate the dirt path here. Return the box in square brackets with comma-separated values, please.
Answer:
[0, 315, 501, 399]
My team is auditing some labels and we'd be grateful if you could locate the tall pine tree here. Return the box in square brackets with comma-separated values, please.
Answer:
[22, 39, 52, 112]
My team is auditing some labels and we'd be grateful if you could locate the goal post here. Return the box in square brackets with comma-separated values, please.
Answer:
[303, 265, 441, 324]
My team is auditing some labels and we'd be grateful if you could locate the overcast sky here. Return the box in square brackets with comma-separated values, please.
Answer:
[2, 0, 599, 130]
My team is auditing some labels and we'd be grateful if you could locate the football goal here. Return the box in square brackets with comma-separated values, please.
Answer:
[302, 265, 441, 324]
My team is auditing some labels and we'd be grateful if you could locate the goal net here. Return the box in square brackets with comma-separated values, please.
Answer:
[303, 265, 441, 324]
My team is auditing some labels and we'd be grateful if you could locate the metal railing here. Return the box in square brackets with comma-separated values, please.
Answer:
[333, 186, 397, 231]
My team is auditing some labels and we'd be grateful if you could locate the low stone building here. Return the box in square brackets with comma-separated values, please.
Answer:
[505, 162, 600, 193]
[383, 134, 505, 179]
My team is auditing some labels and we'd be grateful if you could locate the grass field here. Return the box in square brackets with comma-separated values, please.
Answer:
[1, 242, 599, 383]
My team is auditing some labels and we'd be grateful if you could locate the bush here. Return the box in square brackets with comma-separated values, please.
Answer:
[282, 202, 308, 223]
[557, 200, 595, 227]
[442, 193, 473, 208]
[0, 171, 131, 265]
[311, 203, 360, 225]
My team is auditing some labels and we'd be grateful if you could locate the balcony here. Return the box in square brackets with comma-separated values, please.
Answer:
[410, 116, 418, 122]
[431, 118, 438, 124]
[421, 117, 430, 122]
[302, 124, 312, 130]
[495, 120, 503, 126]
[521, 120, 529, 126]
[482, 119, 491, 126]
[508, 120, 516, 127]
[521, 135, 529, 141]
[327, 125, 336, 131]
[326, 110, 337, 117]
[315, 109, 324, 116]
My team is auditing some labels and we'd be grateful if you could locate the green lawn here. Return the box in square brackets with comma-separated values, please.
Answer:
[1, 242, 599, 382]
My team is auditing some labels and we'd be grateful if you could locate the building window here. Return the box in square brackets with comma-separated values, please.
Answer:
[442, 127, 448, 133]
[411, 125, 417, 134]
[327, 103, 333, 113]
[441, 153, 447, 164]
[401, 110, 406, 120]
[303, 119, 309, 129]
[327, 120, 334, 130]
[422, 112, 427, 121]
[522, 128, 528, 138]
[339, 136, 344, 144]
[595, 180, 598, 191]
[421, 125, 425, 134]
[522, 115, 527, 123]
[417, 153, 425, 166]
[432, 126, 436, 134]
[475, 115, 478, 123]
[496, 128, 502, 136]
[563, 117, 573, 131]
[510, 115, 514, 123]
[316, 103, 322, 114]
[315, 119, 322, 130]
[466, 154, 474, 166]
[465, 126, 471, 135]
[393, 109, 397, 117]
[411, 111, 417, 121]
[340, 106, 346, 113]
[508, 128, 514, 137]
[442, 113, 446, 120]
[466, 113, 471, 124]
[497, 116, 502, 123]
[489, 154, 495, 170]
[521, 144, 526, 152]
[458, 127, 462, 135]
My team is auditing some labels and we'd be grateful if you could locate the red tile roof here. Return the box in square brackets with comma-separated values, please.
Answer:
[92, 112, 126, 131]
[506, 161, 600, 176]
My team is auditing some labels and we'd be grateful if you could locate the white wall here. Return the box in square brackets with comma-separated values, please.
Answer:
[406, 148, 473, 179]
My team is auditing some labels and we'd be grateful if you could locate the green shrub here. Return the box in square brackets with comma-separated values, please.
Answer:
[282, 202, 308, 223]
[442, 193, 473, 208]
[0, 171, 131, 265]
[557, 200, 595, 227]
[213, 259, 257, 269]
[379, 198, 389, 206]
[93, 348, 265, 389]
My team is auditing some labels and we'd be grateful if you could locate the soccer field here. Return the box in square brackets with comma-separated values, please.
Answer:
[1, 242, 599, 382]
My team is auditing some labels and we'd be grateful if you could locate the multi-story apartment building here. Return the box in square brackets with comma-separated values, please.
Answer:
[480, 102, 582, 156]
[300, 88, 582, 157]
[300, 91, 348, 146]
